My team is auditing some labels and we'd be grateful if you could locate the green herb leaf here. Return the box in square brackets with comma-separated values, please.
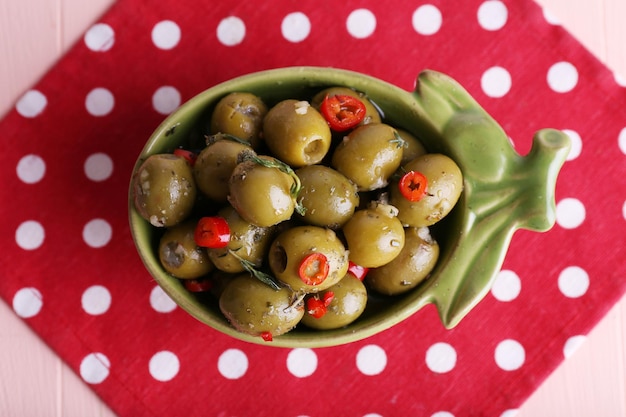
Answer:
[228, 250, 281, 290]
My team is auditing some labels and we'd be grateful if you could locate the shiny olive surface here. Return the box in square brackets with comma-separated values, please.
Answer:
[296, 165, 359, 229]
[397, 128, 427, 165]
[311, 86, 382, 125]
[262, 99, 332, 167]
[366, 226, 439, 295]
[158, 220, 214, 279]
[331, 123, 403, 191]
[268, 225, 349, 293]
[207, 205, 275, 273]
[342, 204, 405, 268]
[133, 154, 197, 227]
[209, 92, 267, 149]
[228, 156, 296, 227]
[219, 273, 304, 338]
[301, 274, 368, 330]
[193, 138, 254, 203]
[391, 153, 463, 227]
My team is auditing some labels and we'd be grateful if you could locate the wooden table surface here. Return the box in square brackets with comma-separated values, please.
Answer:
[1, 0, 625, 415]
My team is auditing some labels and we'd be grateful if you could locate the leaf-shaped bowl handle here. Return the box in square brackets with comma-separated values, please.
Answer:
[404, 70, 571, 327]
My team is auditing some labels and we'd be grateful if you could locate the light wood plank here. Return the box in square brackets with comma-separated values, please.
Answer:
[0, 0, 62, 117]
[0, 301, 60, 417]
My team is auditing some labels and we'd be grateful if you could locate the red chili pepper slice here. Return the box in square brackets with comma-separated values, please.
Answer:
[347, 261, 369, 281]
[260, 331, 273, 342]
[322, 291, 335, 306]
[306, 297, 326, 318]
[298, 253, 330, 286]
[182, 277, 213, 292]
[398, 171, 428, 202]
[173, 148, 197, 166]
[320, 94, 366, 132]
[194, 216, 230, 248]
[306, 291, 335, 319]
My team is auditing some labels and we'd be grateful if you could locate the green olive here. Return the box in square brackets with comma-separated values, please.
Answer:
[210, 92, 267, 149]
[366, 226, 439, 295]
[228, 156, 296, 227]
[397, 128, 427, 165]
[296, 165, 359, 229]
[391, 153, 463, 227]
[262, 99, 332, 167]
[133, 154, 197, 227]
[331, 123, 403, 191]
[207, 205, 275, 273]
[219, 273, 304, 338]
[311, 86, 382, 125]
[158, 220, 214, 279]
[301, 274, 368, 330]
[268, 225, 349, 293]
[193, 139, 254, 203]
[342, 203, 405, 268]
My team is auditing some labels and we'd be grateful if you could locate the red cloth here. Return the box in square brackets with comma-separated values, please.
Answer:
[2, 0, 625, 415]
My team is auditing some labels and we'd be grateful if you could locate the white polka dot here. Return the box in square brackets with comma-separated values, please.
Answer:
[83, 219, 112, 248]
[16, 154, 46, 184]
[562, 129, 582, 161]
[286, 348, 318, 378]
[346, 9, 377, 39]
[152, 20, 181, 50]
[477, 0, 508, 31]
[150, 285, 177, 313]
[622, 200, 626, 221]
[85, 88, 115, 117]
[615, 72, 626, 87]
[356, 344, 387, 376]
[152, 86, 181, 115]
[494, 339, 525, 371]
[412, 5, 442, 36]
[16, 90, 47, 118]
[281, 12, 311, 43]
[558, 266, 589, 298]
[491, 269, 521, 302]
[12, 287, 43, 318]
[80, 353, 110, 384]
[542, 8, 560, 25]
[618, 127, 626, 155]
[217, 16, 246, 46]
[149, 351, 179, 382]
[84, 23, 115, 52]
[555, 198, 586, 229]
[425, 342, 457, 373]
[81, 285, 112, 315]
[563, 335, 587, 359]
[364, 414, 383, 417]
[481, 66, 512, 98]
[84, 152, 113, 182]
[431, 412, 454, 417]
[218, 349, 248, 379]
[15, 220, 45, 250]
[500, 410, 519, 417]
[547, 62, 578, 93]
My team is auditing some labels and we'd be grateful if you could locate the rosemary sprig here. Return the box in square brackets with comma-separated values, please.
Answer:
[228, 249, 281, 290]
[205, 132, 252, 147]
[240, 154, 306, 216]
[390, 130, 406, 149]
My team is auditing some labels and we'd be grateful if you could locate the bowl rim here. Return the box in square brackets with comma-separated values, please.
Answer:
[128, 66, 505, 348]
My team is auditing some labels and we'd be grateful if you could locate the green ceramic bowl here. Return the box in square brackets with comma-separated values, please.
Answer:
[129, 67, 570, 348]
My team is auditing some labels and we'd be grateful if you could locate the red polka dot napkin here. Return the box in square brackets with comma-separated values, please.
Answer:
[2, 0, 626, 416]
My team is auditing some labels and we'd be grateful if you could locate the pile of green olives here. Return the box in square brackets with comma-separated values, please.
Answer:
[132, 88, 463, 341]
